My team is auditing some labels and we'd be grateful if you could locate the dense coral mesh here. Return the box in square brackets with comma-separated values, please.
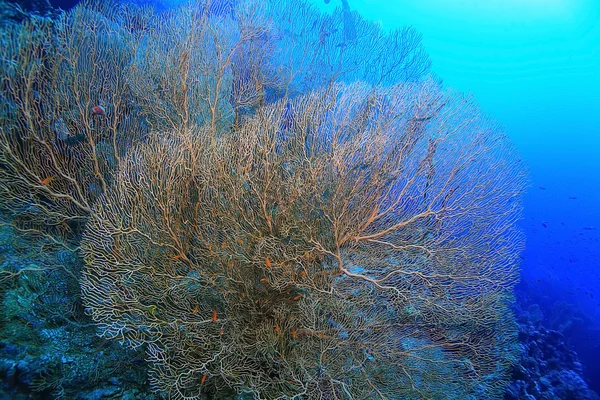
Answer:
[82, 80, 524, 399]
[0, 0, 525, 398]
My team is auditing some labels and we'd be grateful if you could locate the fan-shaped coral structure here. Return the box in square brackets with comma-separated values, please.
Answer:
[0, 1, 526, 399]
[82, 78, 525, 399]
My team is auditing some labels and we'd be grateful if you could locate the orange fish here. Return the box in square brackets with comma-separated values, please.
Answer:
[201, 374, 208, 384]
[192, 305, 199, 314]
[292, 294, 303, 301]
[173, 254, 182, 260]
[300, 270, 307, 278]
[40, 176, 54, 185]
[291, 330, 298, 339]
[219, 329, 223, 336]
[265, 257, 272, 268]
[275, 323, 280, 334]
[91, 105, 106, 116]
[212, 311, 217, 322]
[260, 277, 269, 284]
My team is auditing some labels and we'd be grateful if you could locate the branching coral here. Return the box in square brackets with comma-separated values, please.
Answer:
[82, 79, 525, 399]
[0, 3, 146, 249]
[0, 0, 525, 399]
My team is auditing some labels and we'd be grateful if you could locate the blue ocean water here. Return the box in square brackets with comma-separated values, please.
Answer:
[0, 0, 598, 398]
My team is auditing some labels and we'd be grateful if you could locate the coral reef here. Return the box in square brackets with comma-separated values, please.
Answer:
[0, 1, 527, 399]
[0, 0, 60, 27]
[505, 304, 600, 400]
[82, 79, 525, 399]
[0, 225, 154, 399]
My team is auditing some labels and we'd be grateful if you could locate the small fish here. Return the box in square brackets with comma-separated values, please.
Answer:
[192, 305, 199, 314]
[201, 374, 208, 384]
[539, 186, 546, 190]
[265, 257, 272, 268]
[173, 254, 183, 260]
[212, 311, 217, 322]
[292, 294, 303, 301]
[275, 323, 280, 334]
[542, 223, 547, 228]
[260, 277, 269, 284]
[40, 176, 54, 185]
[300, 270, 307, 278]
[91, 105, 106, 116]
[569, 196, 577, 200]
[291, 330, 298, 339]
[219, 329, 223, 336]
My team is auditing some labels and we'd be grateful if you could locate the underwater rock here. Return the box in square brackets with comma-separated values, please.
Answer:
[505, 305, 599, 400]
[0, 226, 155, 399]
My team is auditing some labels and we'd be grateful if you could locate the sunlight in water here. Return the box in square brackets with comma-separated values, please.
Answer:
[316, 0, 599, 37]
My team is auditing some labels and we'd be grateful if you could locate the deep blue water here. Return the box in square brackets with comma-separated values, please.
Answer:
[2, 0, 599, 398]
